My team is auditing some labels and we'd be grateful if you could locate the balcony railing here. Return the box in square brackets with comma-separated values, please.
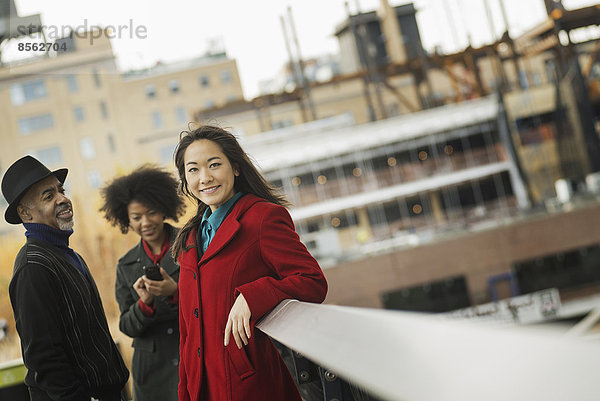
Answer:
[4, 299, 599, 400]
[291, 145, 508, 208]
[257, 299, 600, 401]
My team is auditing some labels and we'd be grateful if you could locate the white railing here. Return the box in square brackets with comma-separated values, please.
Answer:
[257, 300, 600, 401]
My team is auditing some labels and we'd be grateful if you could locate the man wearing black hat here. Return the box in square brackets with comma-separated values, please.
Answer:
[1, 156, 129, 401]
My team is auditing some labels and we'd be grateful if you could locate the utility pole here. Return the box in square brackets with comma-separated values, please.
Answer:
[454, 0, 483, 99]
[482, 0, 509, 92]
[546, 0, 568, 78]
[287, 6, 317, 121]
[498, 0, 525, 89]
[280, 15, 309, 123]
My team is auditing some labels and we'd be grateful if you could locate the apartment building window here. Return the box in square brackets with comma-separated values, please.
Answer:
[488, 79, 499, 91]
[160, 144, 176, 164]
[271, 119, 292, 130]
[18, 113, 54, 135]
[73, 106, 85, 122]
[544, 59, 558, 83]
[152, 111, 164, 129]
[79, 137, 96, 160]
[0, 184, 6, 209]
[518, 71, 530, 89]
[330, 212, 356, 229]
[221, 70, 232, 84]
[10, 79, 48, 105]
[175, 107, 187, 124]
[382, 275, 471, 313]
[304, 220, 321, 234]
[93, 69, 101, 87]
[343, 163, 360, 180]
[27, 146, 63, 166]
[87, 170, 102, 188]
[145, 84, 156, 98]
[66, 74, 78, 92]
[515, 245, 600, 294]
[297, 173, 314, 185]
[100, 102, 109, 119]
[270, 178, 283, 189]
[226, 95, 237, 103]
[199, 75, 210, 87]
[107, 134, 117, 153]
[168, 79, 180, 94]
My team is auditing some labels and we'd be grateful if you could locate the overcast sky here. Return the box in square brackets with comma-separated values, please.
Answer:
[9, 0, 600, 98]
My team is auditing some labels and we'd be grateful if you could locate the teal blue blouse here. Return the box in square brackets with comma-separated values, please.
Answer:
[199, 192, 244, 253]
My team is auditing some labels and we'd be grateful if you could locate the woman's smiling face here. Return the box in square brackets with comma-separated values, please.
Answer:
[127, 200, 165, 245]
[184, 139, 239, 212]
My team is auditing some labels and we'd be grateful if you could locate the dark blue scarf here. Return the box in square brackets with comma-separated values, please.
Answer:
[24, 223, 87, 277]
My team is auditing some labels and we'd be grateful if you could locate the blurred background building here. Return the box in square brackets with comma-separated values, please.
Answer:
[0, 29, 244, 227]
[194, 0, 600, 311]
[2, 0, 600, 367]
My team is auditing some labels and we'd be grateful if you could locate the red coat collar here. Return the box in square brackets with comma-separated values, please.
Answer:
[180, 194, 265, 267]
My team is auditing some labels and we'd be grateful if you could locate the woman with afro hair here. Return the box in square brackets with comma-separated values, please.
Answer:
[100, 165, 186, 401]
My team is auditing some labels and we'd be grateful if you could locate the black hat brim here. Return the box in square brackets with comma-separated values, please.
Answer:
[4, 168, 68, 224]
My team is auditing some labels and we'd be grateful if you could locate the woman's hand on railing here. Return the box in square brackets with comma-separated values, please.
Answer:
[224, 293, 252, 349]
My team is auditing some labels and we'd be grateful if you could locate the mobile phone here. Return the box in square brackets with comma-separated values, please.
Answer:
[143, 264, 163, 281]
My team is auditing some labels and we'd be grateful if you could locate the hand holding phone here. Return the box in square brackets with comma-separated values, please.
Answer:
[143, 264, 164, 281]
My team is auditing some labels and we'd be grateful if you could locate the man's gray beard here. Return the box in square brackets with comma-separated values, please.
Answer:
[58, 217, 74, 231]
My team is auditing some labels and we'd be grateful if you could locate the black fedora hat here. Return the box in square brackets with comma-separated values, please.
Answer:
[1, 156, 68, 224]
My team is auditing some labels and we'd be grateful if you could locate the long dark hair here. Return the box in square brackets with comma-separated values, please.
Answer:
[172, 125, 288, 257]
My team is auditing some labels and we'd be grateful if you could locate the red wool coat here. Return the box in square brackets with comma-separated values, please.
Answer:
[177, 194, 328, 401]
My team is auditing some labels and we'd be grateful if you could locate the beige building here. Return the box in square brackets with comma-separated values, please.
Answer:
[0, 29, 244, 235]
[116, 51, 244, 168]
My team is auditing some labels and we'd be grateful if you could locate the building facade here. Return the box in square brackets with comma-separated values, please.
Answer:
[241, 96, 529, 265]
[0, 29, 244, 234]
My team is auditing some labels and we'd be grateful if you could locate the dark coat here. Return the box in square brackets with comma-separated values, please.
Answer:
[9, 237, 129, 401]
[115, 223, 179, 401]
[177, 194, 328, 401]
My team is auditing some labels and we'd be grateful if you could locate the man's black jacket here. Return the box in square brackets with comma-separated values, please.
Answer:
[9, 236, 129, 401]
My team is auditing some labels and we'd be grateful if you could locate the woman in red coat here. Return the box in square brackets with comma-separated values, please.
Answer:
[171, 125, 328, 401]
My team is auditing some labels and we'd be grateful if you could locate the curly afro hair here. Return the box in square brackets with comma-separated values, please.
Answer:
[100, 164, 186, 234]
